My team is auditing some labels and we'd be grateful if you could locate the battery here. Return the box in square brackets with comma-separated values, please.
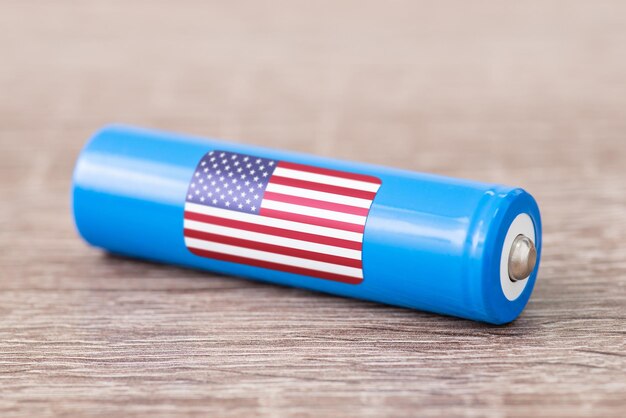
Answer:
[72, 125, 542, 324]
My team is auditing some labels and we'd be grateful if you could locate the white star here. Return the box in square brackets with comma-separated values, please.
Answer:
[191, 183, 195, 188]
[268, 161, 274, 166]
[231, 178, 237, 183]
[212, 199, 218, 204]
[188, 194, 193, 199]
[245, 181, 250, 186]
[201, 161, 206, 166]
[209, 151, 214, 155]
[246, 199, 251, 204]
[233, 196, 238, 202]
[243, 157, 249, 162]
[228, 190, 233, 195]
[195, 172, 199, 177]
[249, 187, 254, 193]
[216, 170, 221, 175]
[255, 159, 261, 164]
[238, 204, 243, 209]
[257, 183, 263, 188]
[211, 181, 216, 186]
[203, 168, 208, 173]
[195, 190, 200, 195]
[241, 192, 247, 197]
[225, 201, 231, 207]
[213, 163, 218, 168]
[216, 187, 221, 193]
[237, 167, 243, 172]
[200, 197, 205, 202]
[225, 165, 230, 171]
[208, 192, 213, 197]
[231, 155, 237, 160]
[203, 185, 208, 190]
[220, 194, 225, 200]
[207, 174, 212, 179]
[219, 152, 225, 157]
[250, 170, 256, 175]
[234, 161, 240, 166]
[251, 205, 257, 211]
[210, 157, 216, 162]
[223, 183, 229, 189]
[199, 179, 204, 184]
[236, 185, 241, 190]
[262, 172, 268, 177]
[253, 176, 259, 181]
[254, 194, 259, 200]
[228, 172, 234, 177]
[220, 176, 225, 181]
[240, 174, 246, 179]
[246, 163, 252, 168]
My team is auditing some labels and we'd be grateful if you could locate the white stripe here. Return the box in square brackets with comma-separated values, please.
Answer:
[185, 203, 363, 242]
[265, 183, 373, 208]
[184, 219, 361, 260]
[185, 237, 363, 279]
[261, 199, 367, 225]
[273, 167, 380, 192]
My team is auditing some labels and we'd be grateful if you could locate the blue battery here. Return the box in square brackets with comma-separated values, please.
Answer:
[72, 125, 542, 324]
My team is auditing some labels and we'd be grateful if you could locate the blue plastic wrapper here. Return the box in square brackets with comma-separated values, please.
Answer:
[72, 125, 542, 324]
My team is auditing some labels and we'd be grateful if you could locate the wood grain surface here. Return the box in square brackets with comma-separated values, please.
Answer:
[1, 1, 625, 417]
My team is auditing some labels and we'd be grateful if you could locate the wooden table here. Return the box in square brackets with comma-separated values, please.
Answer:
[1, 1, 624, 416]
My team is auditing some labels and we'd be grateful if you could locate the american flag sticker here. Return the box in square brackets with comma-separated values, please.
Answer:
[183, 150, 381, 284]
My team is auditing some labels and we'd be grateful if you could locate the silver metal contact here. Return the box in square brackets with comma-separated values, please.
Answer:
[500, 213, 536, 301]
[508, 235, 537, 282]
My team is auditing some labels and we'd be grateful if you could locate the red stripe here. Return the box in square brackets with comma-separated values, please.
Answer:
[263, 191, 370, 216]
[184, 229, 362, 269]
[184, 211, 362, 250]
[278, 161, 381, 185]
[187, 247, 363, 285]
[268, 176, 376, 200]
[260, 208, 365, 233]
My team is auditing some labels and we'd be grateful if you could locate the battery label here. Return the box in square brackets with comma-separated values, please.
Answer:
[183, 150, 381, 284]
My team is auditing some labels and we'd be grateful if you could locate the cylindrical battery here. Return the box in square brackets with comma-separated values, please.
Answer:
[72, 125, 542, 324]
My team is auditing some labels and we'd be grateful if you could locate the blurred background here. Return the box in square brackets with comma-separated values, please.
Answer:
[3, 1, 624, 174]
[1, 1, 625, 417]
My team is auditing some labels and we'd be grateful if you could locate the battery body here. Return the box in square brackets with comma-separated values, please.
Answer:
[72, 125, 542, 324]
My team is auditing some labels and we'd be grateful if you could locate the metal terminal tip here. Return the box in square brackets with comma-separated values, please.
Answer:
[508, 235, 537, 282]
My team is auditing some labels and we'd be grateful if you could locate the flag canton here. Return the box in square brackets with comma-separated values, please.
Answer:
[186, 150, 278, 214]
